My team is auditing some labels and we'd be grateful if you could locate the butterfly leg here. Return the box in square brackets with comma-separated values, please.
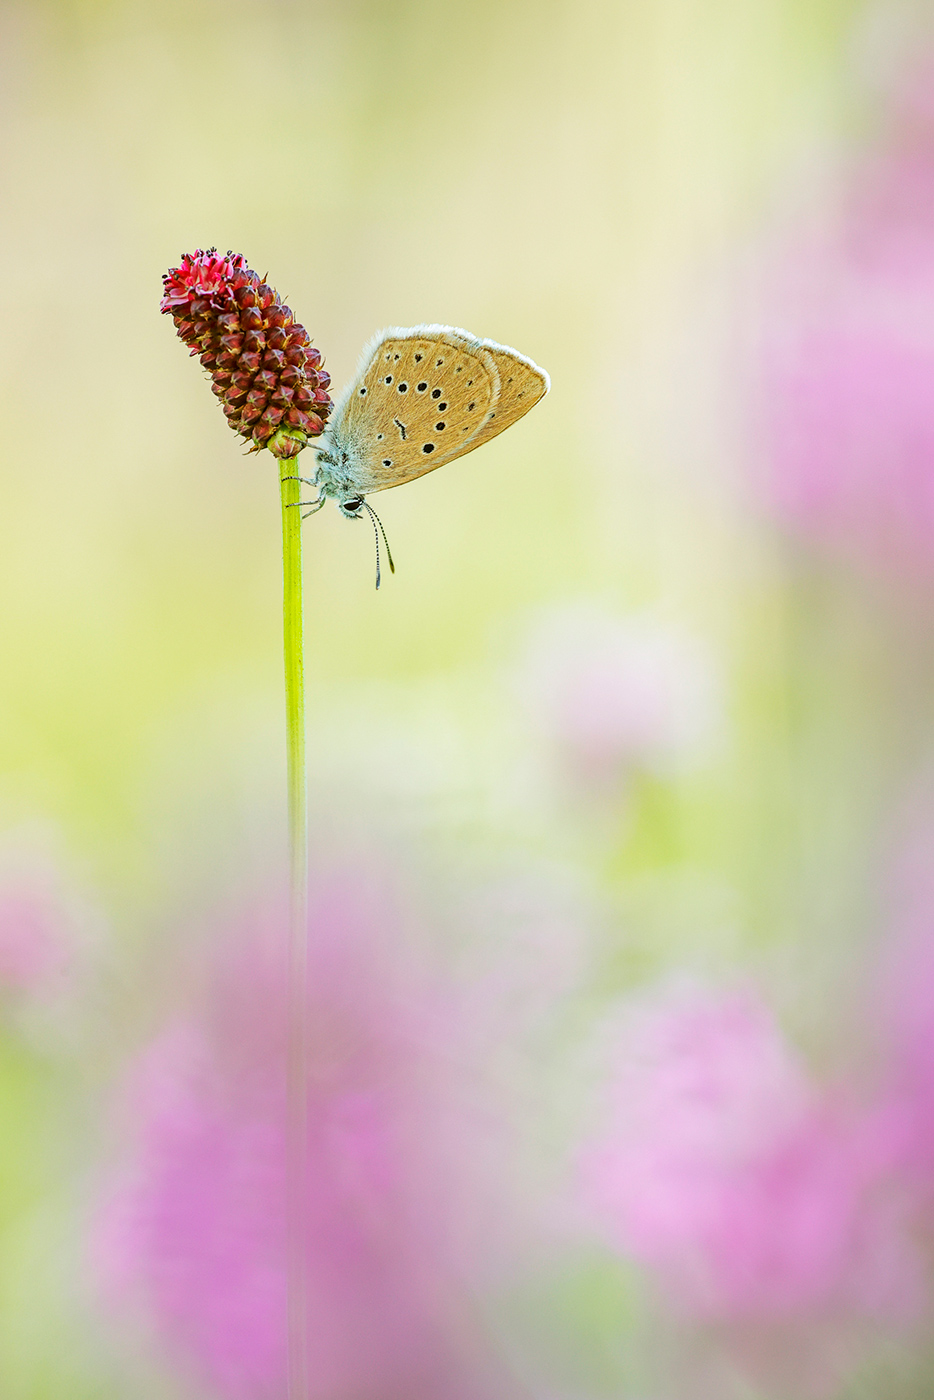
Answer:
[284, 488, 327, 516]
[300, 491, 328, 519]
[280, 476, 319, 488]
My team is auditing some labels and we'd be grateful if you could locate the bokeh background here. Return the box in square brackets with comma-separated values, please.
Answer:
[4, 0, 934, 1396]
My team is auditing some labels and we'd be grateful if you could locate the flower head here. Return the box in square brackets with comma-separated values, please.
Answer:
[0, 833, 96, 1009]
[580, 984, 918, 1327]
[0, 885, 71, 992]
[514, 603, 719, 792]
[757, 55, 934, 577]
[93, 877, 520, 1400]
[161, 249, 331, 459]
[873, 814, 934, 1188]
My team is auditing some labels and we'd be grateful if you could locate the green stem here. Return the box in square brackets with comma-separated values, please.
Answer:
[279, 458, 308, 1400]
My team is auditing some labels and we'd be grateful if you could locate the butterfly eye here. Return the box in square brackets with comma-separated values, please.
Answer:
[344, 497, 363, 512]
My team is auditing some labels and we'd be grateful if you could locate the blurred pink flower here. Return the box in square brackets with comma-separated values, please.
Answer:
[759, 55, 934, 576]
[580, 984, 918, 1325]
[0, 885, 71, 992]
[0, 830, 90, 1005]
[94, 876, 520, 1400]
[514, 604, 719, 790]
[874, 814, 934, 1189]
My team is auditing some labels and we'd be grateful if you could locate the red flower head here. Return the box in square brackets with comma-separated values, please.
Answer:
[161, 249, 332, 460]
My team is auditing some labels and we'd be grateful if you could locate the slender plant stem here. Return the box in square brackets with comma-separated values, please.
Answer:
[280, 458, 308, 1400]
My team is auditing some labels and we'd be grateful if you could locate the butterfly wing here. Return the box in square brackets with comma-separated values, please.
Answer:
[464, 339, 550, 451]
[330, 326, 501, 494]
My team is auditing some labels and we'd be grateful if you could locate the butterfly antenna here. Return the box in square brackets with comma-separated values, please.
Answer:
[362, 501, 395, 589]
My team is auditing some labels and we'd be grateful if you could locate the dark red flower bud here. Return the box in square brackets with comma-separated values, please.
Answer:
[258, 405, 285, 435]
[160, 248, 331, 456]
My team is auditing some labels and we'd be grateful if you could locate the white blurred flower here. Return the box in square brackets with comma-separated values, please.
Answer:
[513, 603, 721, 790]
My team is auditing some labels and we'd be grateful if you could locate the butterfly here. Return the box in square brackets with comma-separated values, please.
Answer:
[288, 324, 549, 585]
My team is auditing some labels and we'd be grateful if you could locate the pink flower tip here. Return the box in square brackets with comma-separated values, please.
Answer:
[161, 248, 332, 458]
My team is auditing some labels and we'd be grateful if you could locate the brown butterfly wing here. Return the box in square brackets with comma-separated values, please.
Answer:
[339, 329, 501, 494]
[464, 342, 550, 452]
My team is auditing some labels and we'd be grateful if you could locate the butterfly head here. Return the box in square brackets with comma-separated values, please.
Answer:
[338, 495, 365, 520]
